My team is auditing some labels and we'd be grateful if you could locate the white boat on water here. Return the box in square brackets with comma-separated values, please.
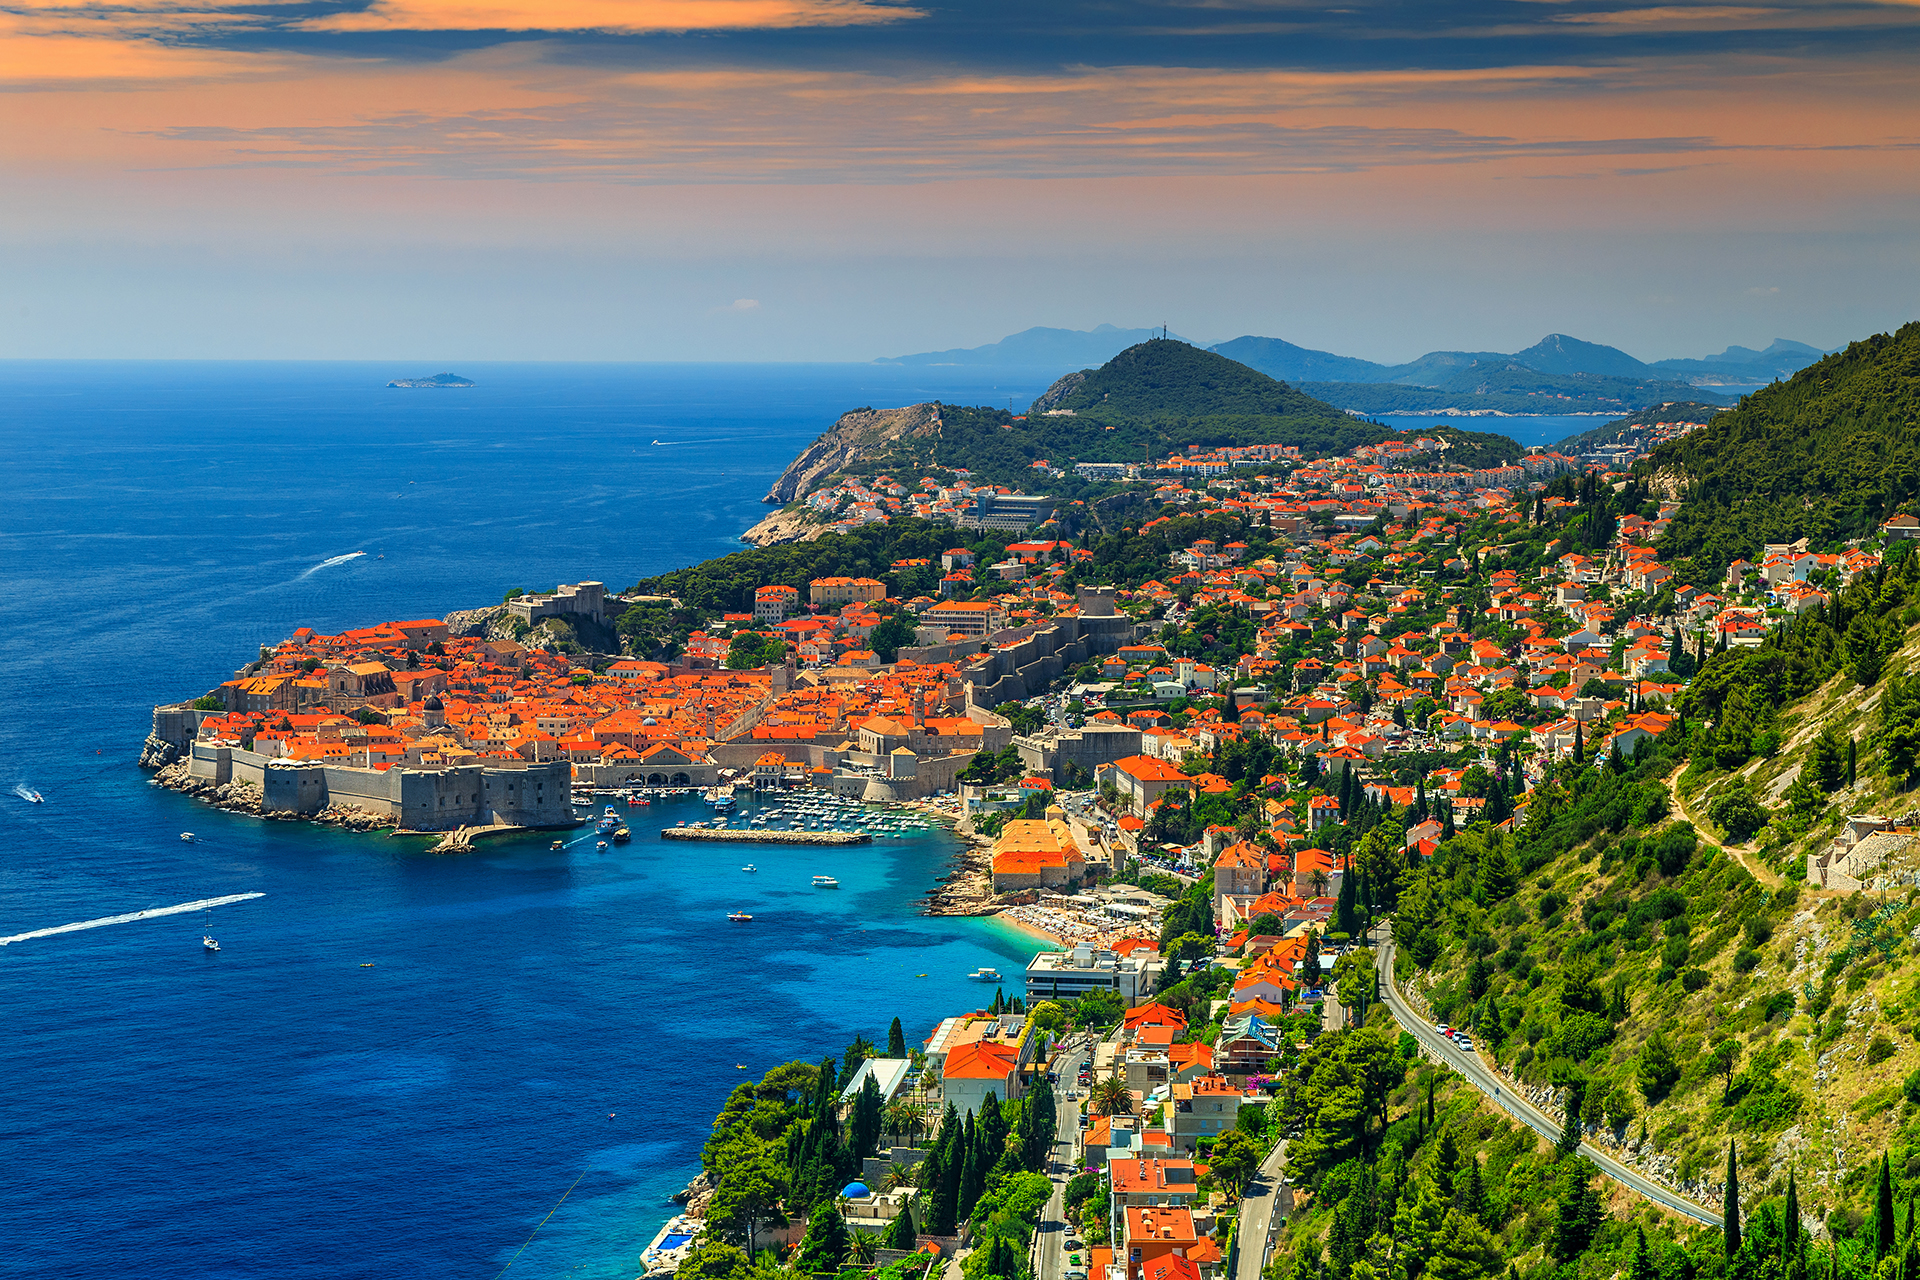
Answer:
[742, 864, 757, 872]
[968, 967, 1001, 981]
[203, 935, 220, 952]
[812, 875, 839, 889]
[179, 832, 196, 843]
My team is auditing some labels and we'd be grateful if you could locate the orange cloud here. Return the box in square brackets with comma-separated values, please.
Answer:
[297, 0, 921, 32]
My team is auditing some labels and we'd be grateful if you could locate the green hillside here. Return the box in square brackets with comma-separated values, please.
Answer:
[1304, 366, 1723, 417]
[831, 340, 1399, 493]
[1653, 322, 1920, 580]
[1551, 402, 1726, 454]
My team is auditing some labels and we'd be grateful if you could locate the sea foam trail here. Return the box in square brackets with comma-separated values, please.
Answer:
[12, 784, 39, 802]
[0, 892, 265, 947]
[299, 551, 365, 577]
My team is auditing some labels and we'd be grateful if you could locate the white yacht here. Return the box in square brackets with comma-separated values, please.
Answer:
[812, 875, 839, 889]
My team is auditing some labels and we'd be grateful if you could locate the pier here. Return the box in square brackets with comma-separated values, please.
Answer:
[661, 828, 871, 846]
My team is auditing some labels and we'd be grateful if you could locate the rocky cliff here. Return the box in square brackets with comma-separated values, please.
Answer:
[761, 402, 942, 503]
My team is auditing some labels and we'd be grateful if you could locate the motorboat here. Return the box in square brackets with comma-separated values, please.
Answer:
[202, 935, 220, 952]
[18, 788, 44, 804]
[550, 839, 564, 851]
[742, 864, 758, 872]
[728, 911, 753, 923]
[812, 875, 839, 889]
[968, 968, 1002, 981]
[612, 826, 631, 843]
[596, 840, 609, 852]
[179, 832, 196, 843]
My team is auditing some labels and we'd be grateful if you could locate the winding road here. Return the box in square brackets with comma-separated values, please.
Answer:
[1374, 924, 1722, 1229]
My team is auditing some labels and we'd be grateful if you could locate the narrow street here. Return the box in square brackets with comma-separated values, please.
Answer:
[1034, 1036, 1093, 1280]
[1232, 1139, 1292, 1280]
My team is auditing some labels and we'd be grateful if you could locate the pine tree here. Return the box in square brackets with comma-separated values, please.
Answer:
[1557, 1079, 1584, 1158]
[1629, 1226, 1657, 1280]
[887, 1017, 906, 1058]
[1551, 1158, 1605, 1261]
[1434, 1127, 1458, 1199]
[1724, 1144, 1742, 1258]
[1880, 1153, 1898, 1262]
[1462, 1158, 1487, 1224]
[794, 1203, 851, 1276]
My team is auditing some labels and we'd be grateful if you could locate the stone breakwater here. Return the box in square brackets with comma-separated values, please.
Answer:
[149, 760, 395, 832]
[659, 828, 871, 845]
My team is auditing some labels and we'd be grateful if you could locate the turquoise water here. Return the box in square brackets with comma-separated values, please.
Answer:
[0, 361, 1055, 1280]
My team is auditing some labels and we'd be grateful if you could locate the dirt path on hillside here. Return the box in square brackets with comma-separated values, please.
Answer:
[1668, 771, 1782, 888]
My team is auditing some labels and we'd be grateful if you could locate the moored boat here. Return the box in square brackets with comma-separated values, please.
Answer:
[812, 875, 839, 889]
[728, 911, 753, 922]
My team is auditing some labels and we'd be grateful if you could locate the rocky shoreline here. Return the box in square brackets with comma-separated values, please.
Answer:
[148, 759, 397, 834]
[739, 506, 828, 548]
[922, 838, 997, 917]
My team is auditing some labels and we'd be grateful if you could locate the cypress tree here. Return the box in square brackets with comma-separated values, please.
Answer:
[1784, 1166, 1801, 1280]
[979, 1090, 1009, 1166]
[1849, 737, 1859, 788]
[1573, 720, 1584, 765]
[881, 1205, 916, 1251]
[1425, 1071, 1436, 1128]
[887, 1017, 906, 1058]
[957, 1114, 983, 1223]
[1724, 1144, 1741, 1259]
[1880, 1153, 1898, 1262]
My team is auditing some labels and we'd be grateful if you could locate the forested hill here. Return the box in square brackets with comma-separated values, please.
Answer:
[1652, 322, 1920, 580]
[802, 341, 1408, 496]
[1031, 338, 1352, 422]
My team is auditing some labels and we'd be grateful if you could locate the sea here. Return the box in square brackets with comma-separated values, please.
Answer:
[0, 361, 1067, 1280]
[0, 361, 1611, 1278]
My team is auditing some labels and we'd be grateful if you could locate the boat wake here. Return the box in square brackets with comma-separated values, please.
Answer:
[13, 784, 44, 803]
[299, 551, 367, 578]
[0, 892, 265, 947]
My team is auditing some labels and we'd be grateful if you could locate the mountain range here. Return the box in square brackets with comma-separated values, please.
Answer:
[874, 324, 1192, 367]
[877, 325, 1832, 416]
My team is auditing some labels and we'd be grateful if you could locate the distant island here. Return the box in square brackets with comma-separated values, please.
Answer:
[388, 373, 475, 388]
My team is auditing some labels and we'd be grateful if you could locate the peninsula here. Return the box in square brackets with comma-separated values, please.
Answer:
[645, 323, 1920, 1280]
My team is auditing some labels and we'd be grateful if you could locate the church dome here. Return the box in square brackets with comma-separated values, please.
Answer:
[423, 695, 443, 711]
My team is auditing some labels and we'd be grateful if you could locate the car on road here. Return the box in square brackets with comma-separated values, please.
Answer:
[1067, 1238, 1083, 1251]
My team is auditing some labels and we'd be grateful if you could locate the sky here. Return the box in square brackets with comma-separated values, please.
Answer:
[2, 0, 1917, 363]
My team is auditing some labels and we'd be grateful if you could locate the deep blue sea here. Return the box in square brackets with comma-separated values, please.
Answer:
[0, 363, 1612, 1277]
[0, 361, 1073, 1280]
